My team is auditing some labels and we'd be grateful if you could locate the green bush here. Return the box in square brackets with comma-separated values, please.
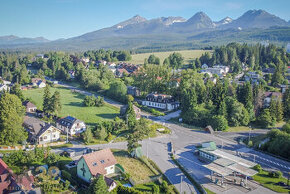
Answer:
[61, 170, 71, 181]
[269, 171, 282, 178]
[253, 164, 262, 173]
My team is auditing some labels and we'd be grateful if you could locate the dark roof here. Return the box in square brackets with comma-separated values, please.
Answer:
[145, 93, 177, 103]
[23, 116, 60, 137]
[57, 116, 83, 129]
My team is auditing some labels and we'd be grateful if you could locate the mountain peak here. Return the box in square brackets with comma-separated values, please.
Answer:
[228, 9, 289, 29]
[115, 15, 147, 29]
[185, 11, 214, 29]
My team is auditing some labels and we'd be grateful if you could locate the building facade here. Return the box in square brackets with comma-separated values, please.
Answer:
[142, 93, 179, 111]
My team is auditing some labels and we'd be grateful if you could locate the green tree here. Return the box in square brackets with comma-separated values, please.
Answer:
[0, 93, 27, 145]
[51, 91, 61, 115]
[257, 109, 275, 128]
[106, 81, 127, 103]
[282, 122, 290, 134]
[125, 100, 136, 130]
[89, 175, 109, 194]
[167, 52, 184, 69]
[152, 184, 160, 194]
[10, 83, 24, 101]
[95, 127, 108, 141]
[83, 128, 93, 144]
[210, 115, 229, 131]
[283, 88, 290, 119]
[43, 85, 52, 113]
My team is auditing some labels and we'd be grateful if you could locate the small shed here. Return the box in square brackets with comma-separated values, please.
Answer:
[204, 125, 214, 134]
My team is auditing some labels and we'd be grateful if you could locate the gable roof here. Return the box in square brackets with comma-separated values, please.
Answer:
[264, 92, 282, 98]
[23, 101, 37, 109]
[23, 116, 61, 137]
[57, 116, 84, 129]
[81, 148, 117, 176]
[0, 159, 10, 175]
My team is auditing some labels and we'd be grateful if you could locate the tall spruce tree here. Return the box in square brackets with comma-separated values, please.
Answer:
[283, 88, 290, 119]
[125, 100, 136, 130]
[43, 85, 51, 113]
[51, 91, 62, 115]
[89, 175, 109, 194]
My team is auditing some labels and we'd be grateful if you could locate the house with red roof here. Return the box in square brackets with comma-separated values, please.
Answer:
[0, 159, 36, 194]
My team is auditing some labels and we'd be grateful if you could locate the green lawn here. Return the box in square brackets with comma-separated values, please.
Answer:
[23, 86, 120, 126]
[114, 150, 156, 184]
[253, 170, 289, 193]
[130, 50, 211, 64]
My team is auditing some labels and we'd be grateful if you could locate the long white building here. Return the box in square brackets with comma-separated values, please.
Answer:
[142, 93, 180, 111]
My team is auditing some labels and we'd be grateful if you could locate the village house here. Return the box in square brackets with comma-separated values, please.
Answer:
[142, 93, 180, 111]
[23, 101, 37, 113]
[0, 159, 38, 194]
[200, 65, 229, 77]
[31, 78, 46, 88]
[127, 86, 141, 97]
[120, 104, 141, 120]
[0, 84, 9, 92]
[81, 57, 90, 63]
[56, 116, 86, 136]
[263, 92, 283, 107]
[244, 71, 261, 84]
[23, 116, 61, 144]
[115, 68, 129, 77]
[76, 149, 117, 191]
[68, 70, 75, 79]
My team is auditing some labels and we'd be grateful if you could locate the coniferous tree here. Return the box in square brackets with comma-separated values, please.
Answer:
[125, 100, 136, 130]
[43, 85, 51, 113]
[10, 83, 24, 101]
[51, 91, 61, 115]
[89, 175, 109, 194]
[283, 88, 290, 119]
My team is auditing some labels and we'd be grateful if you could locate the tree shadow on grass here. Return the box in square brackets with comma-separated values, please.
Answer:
[96, 113, 118, 119]
[66, 101, 83, 107]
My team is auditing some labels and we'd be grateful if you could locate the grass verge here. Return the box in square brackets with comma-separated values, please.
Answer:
[253, 170, 289, 193]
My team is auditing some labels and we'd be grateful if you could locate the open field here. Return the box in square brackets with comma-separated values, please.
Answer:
[253, 170, 289, 193]
[114, 150, 155, 183]
[130, 49, 212, 64]
[23, 86, 120, 126]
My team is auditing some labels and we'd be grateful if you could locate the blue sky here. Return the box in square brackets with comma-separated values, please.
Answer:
[0, 0, 289, 40]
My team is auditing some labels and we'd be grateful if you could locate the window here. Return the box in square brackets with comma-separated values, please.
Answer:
[44, 136, 47, 140]
[100, 160, 105, 164]
[92, 162, 97, 166]
[110, 166, 114, 169]
[53, 135, 56, 138]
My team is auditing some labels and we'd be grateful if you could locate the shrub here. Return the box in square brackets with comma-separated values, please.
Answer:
[269, 171, 282, 178]
[61, 170, 71, 181]
[210, 115, 228, 131]
[253, 164, 262, 173]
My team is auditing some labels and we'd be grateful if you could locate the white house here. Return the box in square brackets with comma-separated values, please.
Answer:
[142, 93, 180, 111]
[23, 116, 61, 144]
[263, 92, 282, 107]
[0, 84, 9, 92]
[77, 148, 117, 192]
[56, 116, 86, 136]
[31, 78, 46, 88]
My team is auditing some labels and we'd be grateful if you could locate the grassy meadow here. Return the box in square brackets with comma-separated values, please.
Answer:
[130, 49, 212, 64]
[23, 86, 120, 126]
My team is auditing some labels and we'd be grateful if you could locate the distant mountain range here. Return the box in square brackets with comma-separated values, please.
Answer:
[0, 9, 289, 51]
[0, 35, 50, 45]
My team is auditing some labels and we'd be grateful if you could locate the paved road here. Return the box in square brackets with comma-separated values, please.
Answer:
[50, 80, 290, 193]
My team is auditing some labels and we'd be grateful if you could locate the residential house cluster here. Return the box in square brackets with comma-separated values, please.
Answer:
[22, 101, 86, 145]
[244, 71, 261, 84]
[200, 65, 230, 77]
[0, 159, 38, 194]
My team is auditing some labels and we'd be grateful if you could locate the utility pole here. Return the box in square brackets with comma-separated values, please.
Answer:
[180, 175, 182, 193]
